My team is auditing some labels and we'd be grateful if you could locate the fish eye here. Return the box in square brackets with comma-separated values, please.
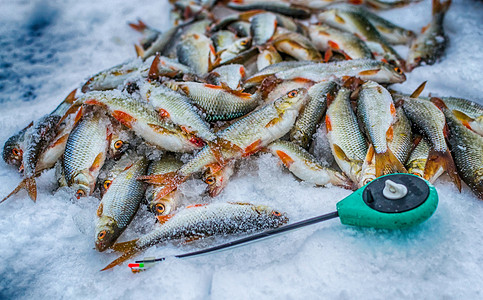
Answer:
[272, 211, 282, 217]
[114, 140, 124, 149]
[75, 189, 86, 199]
[103, 180, 112, 190]
[205, 176, 215, 185]
[394, 67, 402, 74]
[98, 230, 107, 240]
[240, 40, 248, 46]
[155, 203, 166, 214]
[287, 90, 298, 98]
[12, 148, 21, 157]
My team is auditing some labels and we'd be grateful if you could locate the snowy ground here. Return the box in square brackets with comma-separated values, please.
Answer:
[0, 0, 482, 299]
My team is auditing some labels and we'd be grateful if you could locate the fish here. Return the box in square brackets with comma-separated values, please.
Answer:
[62, 111, 110, 198]
[325, 86, 367, 186]
[211, 30, 237, 52]
[388, 107, 413, 165]
[289, 81, 337, 149]
[250, 12, 278, 46]
[80, 90, 204, 152]
[432, 98, 483, 200]
[401, 96, 461, 190]
[257, 45, 283, 71]
[3, 121, 33, 171]
[128, 19, 161, 51]
[227, 1, 311, 19]
[147, 55, 195, 81]
[245, 60, 315, 84]
[202, 160, 236, 197]
[218, 37, 252, 64]
[273, 32, 323, 61]
[318, 8, 405, 69]
[406, 137, 430, 178]
[81, 58, 149, 93]
[102, 202, 288, 270]
[95, 153, 148, 251]
[139, 88, 308, 200]
[267, 140, 353, 189]
[274, 59, 406, 84]
[308, 24, 373, 60]
[227, 21, 252, 37]
[204, 64, 246, 90]
[145, 154, 184, 216]
[336, 5, 415, 45]
[438, 96, 483, 136]
[169, 81, 262, 122]
[1, 90, 78, 203]
[406, 0, 451, 71]
[176, 33, 218, 75]
[357, 81, 406, 176]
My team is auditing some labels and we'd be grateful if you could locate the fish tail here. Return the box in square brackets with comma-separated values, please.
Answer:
[424, 148, 461, 191]
[128, 20, 147, 32]
[0, 177, 37, 204]
[433, 0, 451, 15]
[101, 239, 140, 271]
[375, 148, 407, 177]
[148, 54, 161, 80]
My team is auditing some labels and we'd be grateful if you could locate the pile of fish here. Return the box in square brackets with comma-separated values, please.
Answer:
[2, 0, 482, 271]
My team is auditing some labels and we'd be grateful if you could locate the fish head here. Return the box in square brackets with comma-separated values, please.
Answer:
[71, 173, 92, 199]
[3, 137, 24, 171]
[253, 205, 289, 228]
[148, 188, 178, 216]
[379, 63, 406, 83]
[235, 37, 252, 52]
[108, 131, 132, 159]
[202, 161, 235, 197]
[273, 88, 308, 113]
[95, 216, 122, 252]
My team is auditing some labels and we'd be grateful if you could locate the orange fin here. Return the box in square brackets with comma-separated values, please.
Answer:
[358, 69, 380, 76]
[89, 152, 105, 173]
[156, 214, 174, 224]
[374, 148, 407, 177]
[0, 177, 37, 204]
[63, 89, 77, 105]
[424, 148, 461, 191]
[410, 81, 427, 98]
[148, 54, 161, 80]
[101, 239, 140, 271]
[112, 110, 136, 128]
[134, 44, 145, 58]
[97, 203, 103, 217]
[49, 133, 69, 149]
[333, 144, 350, 162]
[206, 137, 238, 165]
[325, 115, 332, 132]
[324, 48, 333, 63]
[186, 203, 209, 209]
[244, 139, 262, 157]
[138, 172, 186, 200]
[275, 150, 295, 168]
[73, 106, 84, 127]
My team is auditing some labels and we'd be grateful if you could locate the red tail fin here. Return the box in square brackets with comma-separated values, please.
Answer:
[0, 177, 37, 204]
[374, 148, 407, 177]
[424, 148, 461, 191]
[138, 172, 186, 200]
[101, 239, 140, 271]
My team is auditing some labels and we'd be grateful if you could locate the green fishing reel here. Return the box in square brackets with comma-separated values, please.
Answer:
[337, 173, 438, 229]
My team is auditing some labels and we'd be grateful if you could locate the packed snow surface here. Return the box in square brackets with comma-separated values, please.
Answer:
[1, 0, 482, 299]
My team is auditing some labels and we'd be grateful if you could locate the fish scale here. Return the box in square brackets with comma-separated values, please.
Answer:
[174, 82, 261, 122]
[357, 81, 395, 154]
[289, 81, 337, 149]
[402, 97, 447, 152]
[63, 112, 109, 194]
[100, 157, 147, 228]
[136, 202, 288, 250]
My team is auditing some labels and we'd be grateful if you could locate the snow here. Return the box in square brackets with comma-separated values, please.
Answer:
[1, 0, 483, 299]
